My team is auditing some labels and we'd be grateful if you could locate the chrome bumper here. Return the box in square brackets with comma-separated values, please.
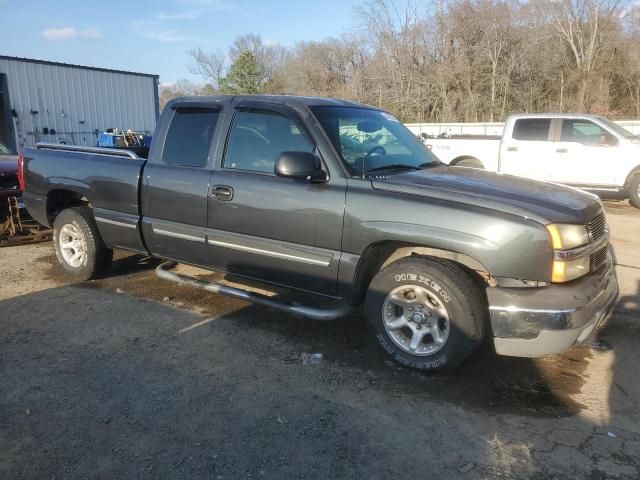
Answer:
[488, 255, 618, 357]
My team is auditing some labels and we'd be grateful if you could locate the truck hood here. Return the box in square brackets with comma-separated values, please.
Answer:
[371, 165, 602, 224]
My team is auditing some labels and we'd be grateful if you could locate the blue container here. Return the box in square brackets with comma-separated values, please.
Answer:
[98, 133, 115, 147]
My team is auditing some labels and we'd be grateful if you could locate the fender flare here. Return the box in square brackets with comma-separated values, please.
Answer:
[380, 245, 490, 274]
[44, 179, 92, 223]
[348, 242, 494, 305]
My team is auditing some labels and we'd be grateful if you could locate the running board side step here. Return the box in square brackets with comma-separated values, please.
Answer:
[155, 261, 351, 321]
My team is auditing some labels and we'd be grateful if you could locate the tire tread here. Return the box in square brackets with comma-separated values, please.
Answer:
[53, 206, 113, 280]
[365, 256, 488, 371]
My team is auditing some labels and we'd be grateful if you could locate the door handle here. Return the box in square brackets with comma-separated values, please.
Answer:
[211, 185, 233, 201]
[506, 147, 518, 152]
[556, 148, 568, 153]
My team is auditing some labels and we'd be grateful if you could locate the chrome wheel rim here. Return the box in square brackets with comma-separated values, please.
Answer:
[58, 224, 87, 268]
[382, 285, 451, 356]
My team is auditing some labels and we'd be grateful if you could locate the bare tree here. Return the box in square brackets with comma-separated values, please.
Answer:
[541, 0, 624, 111]
[188, 47, 225, 87]
[229, 33, 289, 86]
[159, 79, 215, 109]
[181, 0, 640, 122]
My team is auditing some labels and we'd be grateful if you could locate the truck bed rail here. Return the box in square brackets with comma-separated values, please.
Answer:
[35, 142, 140, 160]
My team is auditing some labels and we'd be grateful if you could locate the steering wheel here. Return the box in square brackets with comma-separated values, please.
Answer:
[365, 145, 386, 157]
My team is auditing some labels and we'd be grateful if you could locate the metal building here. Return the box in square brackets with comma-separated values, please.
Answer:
[0, 55, 159, 152]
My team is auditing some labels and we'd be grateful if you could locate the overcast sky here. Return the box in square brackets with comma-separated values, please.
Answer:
[0, 0, 363, 84]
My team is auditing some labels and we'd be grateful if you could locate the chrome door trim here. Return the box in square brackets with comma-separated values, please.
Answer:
[95, 217, 137, 229]
[152, 228, 203, 242]
[150, 219, 206, 242]
[206, 228, 334, 267]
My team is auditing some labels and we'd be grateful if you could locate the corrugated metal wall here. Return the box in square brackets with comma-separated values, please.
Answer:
[0, 56, 158, 152]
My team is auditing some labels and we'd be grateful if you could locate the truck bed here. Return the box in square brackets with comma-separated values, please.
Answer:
[22, 143, 147, 252]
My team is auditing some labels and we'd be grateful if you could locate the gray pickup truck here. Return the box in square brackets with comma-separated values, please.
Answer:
[21, 95, 618, 370]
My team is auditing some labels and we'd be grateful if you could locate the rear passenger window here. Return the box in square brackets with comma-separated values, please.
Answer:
[512, 118, 551, 141]
[223, 110, 315, 173]
[162, 107, 219, 167]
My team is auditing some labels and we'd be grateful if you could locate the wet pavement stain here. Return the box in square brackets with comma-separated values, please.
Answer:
[40, 250, 592, 418]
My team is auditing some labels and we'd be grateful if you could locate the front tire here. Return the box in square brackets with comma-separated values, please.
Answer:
[628, 175, 640, 208]
[53, 206, 113, 281]
[365, 257, 487, 371]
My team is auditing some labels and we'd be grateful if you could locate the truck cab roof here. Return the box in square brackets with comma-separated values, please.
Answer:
[507, 113, 605, 121]
[166, 94, 380, 110]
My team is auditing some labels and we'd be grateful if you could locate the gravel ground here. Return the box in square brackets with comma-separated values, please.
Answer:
[0, 202, 639, 479]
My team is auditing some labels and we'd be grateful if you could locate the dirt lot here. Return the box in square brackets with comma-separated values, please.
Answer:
[1, 202, 639, 479]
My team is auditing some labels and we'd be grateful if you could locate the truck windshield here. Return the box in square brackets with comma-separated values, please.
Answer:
[311, 106, 440, 178]
[596, 117, 637, 139]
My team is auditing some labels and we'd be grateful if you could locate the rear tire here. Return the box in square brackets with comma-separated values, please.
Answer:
[628, 175, 640, 209]
[364, 257, 487, 371]
[454, 157, 484, 169]
[53, 206, 113, 281]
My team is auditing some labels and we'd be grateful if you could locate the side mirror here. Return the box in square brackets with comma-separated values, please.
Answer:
[274, 151, 326, 182]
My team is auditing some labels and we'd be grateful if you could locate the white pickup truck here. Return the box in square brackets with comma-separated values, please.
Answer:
[422, 114, 640, 208]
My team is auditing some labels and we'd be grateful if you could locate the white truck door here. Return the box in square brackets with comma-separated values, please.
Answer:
[549, 119, 619, 186]
[499, 117, 554, 181]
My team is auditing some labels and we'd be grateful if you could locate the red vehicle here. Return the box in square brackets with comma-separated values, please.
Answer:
[0, 141, 24, 239]
[0, 141, 20, 204]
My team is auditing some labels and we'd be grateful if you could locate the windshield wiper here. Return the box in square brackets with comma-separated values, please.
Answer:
[366, 164, 423, 174]
[366, 162, 440, 175]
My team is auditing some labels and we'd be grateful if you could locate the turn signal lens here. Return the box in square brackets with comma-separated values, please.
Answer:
[546, 224, 589, 250]
[551, 257, 590, 283]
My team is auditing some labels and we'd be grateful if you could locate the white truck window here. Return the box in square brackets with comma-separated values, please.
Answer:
[512, 118, 551, 141]
[560, 119, 617, 146]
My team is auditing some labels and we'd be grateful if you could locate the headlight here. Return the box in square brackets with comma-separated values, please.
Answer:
[546, 223, 590, 283]
[546, 224, 589, 250]
[551, 256, 590, 283]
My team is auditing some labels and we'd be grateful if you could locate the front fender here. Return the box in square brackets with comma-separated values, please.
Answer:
[352, 219, 550, 281]
[343, 183, 553, 283]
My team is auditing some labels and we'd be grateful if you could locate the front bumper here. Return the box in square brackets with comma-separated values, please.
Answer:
[488, 252, 618, 357]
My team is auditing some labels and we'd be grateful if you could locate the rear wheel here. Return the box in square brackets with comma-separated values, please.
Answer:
[628, 175, 640, 208]
[364, 257, 487, 371]
[454, 157, 484, 169]
[53, 206, 113, 281]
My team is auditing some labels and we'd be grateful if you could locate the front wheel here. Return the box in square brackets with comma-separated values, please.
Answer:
[628, 175, 640, 209]
[365, 257, 487, 371]
[53, 206, 113, 281]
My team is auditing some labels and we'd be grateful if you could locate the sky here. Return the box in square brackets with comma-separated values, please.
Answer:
[0, 0, 364, 84]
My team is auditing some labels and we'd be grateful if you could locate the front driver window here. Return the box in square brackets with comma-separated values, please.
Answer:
[561, 120, 617, 146]
[311, 106, 439, 177]
[223, 110, 315, 173]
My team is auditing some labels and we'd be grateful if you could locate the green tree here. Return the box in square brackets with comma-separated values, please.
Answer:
[219, 51, 262, 94]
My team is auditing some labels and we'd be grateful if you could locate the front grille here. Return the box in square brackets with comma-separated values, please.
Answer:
[590, 245, 609, 272]
[587, 213, 607, 242]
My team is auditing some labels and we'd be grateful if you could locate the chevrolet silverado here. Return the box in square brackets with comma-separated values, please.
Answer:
[20, 96, 618, 370]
